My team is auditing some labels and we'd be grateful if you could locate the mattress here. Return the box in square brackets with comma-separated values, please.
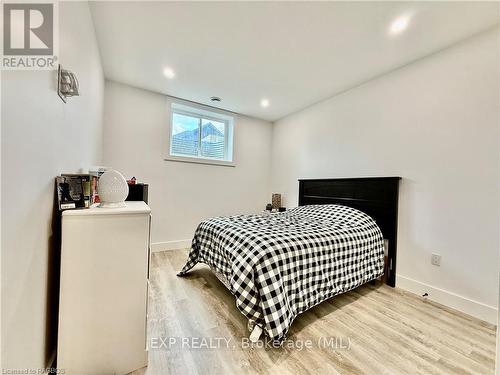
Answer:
[178, 204, 384, 343]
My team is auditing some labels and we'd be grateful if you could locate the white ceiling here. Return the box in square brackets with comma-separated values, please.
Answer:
[89, 1, 500, 121]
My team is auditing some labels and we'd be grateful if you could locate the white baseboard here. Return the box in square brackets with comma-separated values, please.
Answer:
[151, 240, 192, 252]
[396, 274, 497, 325]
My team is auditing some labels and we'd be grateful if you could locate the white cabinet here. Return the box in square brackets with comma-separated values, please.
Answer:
[58, 201, 151, 374]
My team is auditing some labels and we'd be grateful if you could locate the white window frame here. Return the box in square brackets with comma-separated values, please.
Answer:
[165, 102, 235, 167]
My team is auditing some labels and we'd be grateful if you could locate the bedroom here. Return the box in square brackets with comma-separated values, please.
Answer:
[1, 1, 499, 374]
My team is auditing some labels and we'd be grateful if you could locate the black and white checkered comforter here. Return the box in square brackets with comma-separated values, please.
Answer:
[178, 204, 384, 343]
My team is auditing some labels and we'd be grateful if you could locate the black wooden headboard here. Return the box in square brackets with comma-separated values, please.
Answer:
[298, 177, 401, 287]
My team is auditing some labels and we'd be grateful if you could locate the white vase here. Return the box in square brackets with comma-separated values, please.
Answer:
[98, 169, 129, 208]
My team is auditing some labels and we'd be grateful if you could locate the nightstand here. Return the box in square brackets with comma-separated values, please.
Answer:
[58, 201, 151, 374]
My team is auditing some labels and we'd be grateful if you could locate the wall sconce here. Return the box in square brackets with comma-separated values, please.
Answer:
[57, 64, 79, 103]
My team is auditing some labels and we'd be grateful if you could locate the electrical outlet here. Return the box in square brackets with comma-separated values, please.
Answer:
[431, 254, 441, 266]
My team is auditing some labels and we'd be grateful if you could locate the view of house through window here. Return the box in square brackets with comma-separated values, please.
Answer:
[169, 103, 233, 162]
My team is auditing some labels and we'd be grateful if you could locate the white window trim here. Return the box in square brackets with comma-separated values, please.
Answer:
[166, 102, 235, 167]
[164, 154, 235, 167]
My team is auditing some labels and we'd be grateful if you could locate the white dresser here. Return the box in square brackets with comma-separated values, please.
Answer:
[58, 201, 151, 374]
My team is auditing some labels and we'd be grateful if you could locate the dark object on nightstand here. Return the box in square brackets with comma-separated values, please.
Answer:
[278, 207, 286, 212]
[265, 203, 272, 211]
[126, 183, 149, 203]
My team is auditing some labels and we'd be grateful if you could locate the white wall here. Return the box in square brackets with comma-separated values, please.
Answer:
[497, 89, 500, 372]
[497, 270, 500, 374]
[1, 2, 104, 368]
[271, 29, 500, 323]
[102, 80, 272, 248]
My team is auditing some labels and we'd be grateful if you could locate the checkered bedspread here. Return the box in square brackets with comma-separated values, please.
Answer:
[178, 204, 384, 343]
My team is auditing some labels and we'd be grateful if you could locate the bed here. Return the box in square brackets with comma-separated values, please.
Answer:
[178, 177, 401, 343]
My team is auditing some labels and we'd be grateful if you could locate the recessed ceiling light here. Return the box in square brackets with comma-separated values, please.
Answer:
[389, 15, 411, 35]
[163, 67, 175, 79]
[260, 99, 270, 108]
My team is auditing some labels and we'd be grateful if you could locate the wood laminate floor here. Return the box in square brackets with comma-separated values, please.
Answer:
[130, 249, 496, 375]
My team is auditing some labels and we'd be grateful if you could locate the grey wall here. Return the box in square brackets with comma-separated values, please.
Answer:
[270, 29, 500, 322]
[1, 2, 104, 368]
[102, 80, 273, 247]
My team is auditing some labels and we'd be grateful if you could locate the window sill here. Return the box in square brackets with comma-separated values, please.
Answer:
[164, 155, 235, 167]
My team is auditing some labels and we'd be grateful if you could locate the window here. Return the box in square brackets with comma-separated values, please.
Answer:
[167, 103, 234, 165]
